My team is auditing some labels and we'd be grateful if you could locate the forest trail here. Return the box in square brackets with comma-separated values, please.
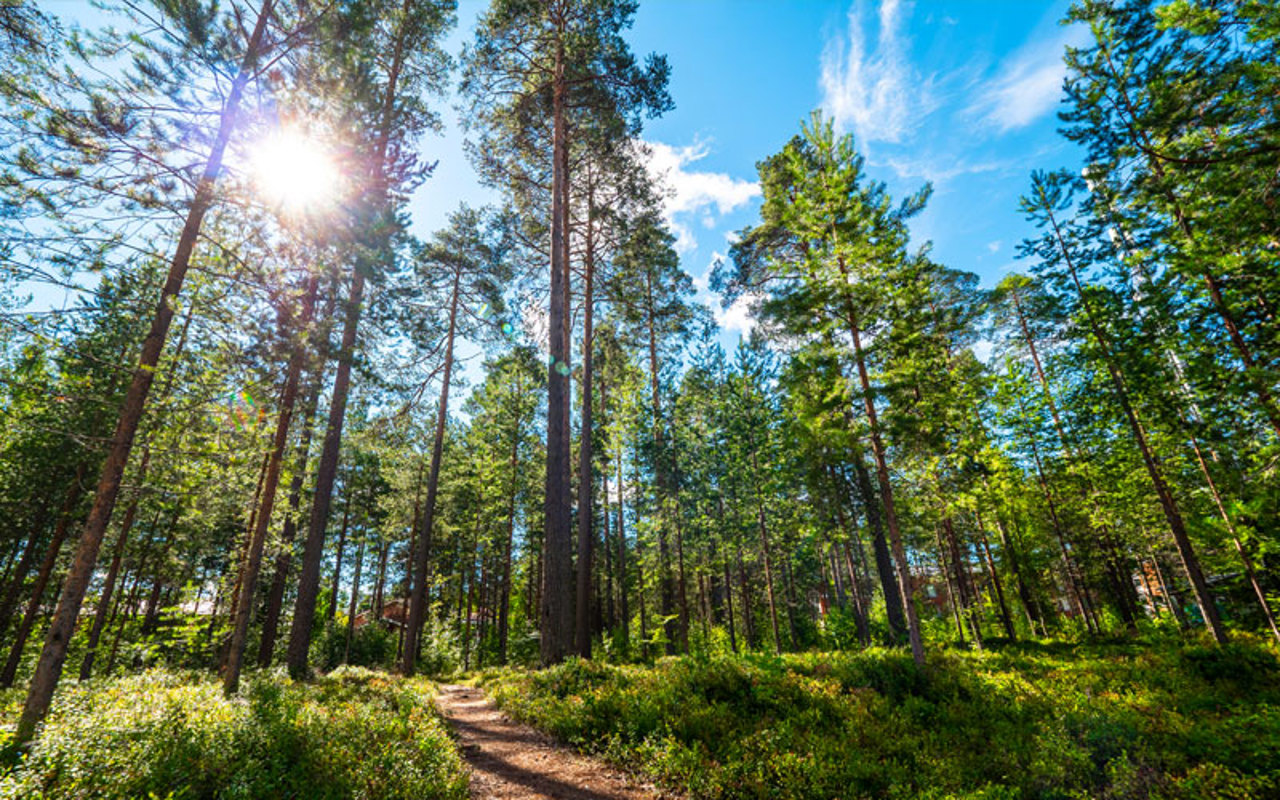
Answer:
[435, 684, 666, 800]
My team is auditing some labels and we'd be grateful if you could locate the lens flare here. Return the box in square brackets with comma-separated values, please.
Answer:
[250, 130, 337, 213]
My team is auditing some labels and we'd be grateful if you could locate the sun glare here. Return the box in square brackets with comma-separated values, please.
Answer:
[250, 131, 337, 213]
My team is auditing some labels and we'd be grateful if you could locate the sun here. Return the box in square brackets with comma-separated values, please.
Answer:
[250, 130, 338, 213]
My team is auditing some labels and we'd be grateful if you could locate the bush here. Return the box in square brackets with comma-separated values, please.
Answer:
[0, 667, 468, 799]
[312, 619, 399, 671]
[481, 640, 1280, 800]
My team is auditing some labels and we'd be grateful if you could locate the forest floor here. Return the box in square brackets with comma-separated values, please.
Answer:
[436, 684, 668, 800]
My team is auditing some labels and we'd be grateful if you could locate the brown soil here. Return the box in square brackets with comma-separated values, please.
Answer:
[435, 684, 668, 800]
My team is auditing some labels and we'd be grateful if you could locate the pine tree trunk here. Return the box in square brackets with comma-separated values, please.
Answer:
[404, 266, 461, 674]
[14, 3, 274, 742]
[974, 513, 1016, 640]
[287, 269, 364, 677]
[286, 0, 412, 677]
[2, 467, 85, 688]
[259, 302, 329, 668]
[343, 535, 365, 664]
[498, 409, 520, 664]
[851, 455, 907, 645]
[79, 490, 137, 680]
[644, 270, 677, 656]
[575, 213, 596, 658]
[751, 454, 782, 655]
[223, 277, 317, 693]
[846, 311, 925, 665]
[540, 30, 574, 667]
[1043, 202, 1228, 643]
[0, 507, 49, 641]
[615, 456, 630, 652]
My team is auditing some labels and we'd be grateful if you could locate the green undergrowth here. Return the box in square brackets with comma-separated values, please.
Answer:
[479, 637, 1280, 800]
[0, 666, 468, 799]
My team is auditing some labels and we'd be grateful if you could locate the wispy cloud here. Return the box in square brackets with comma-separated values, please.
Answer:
[692, 250, 758, 339]
[716, 292, 761, 338]
[875, 153, 1014, 183]
[646, 139, 760, 254]
[966, 24, 1087, 132]
[820, 0, 934, 145]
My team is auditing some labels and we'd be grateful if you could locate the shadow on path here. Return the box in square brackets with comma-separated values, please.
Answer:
[435, 684, 666, 800]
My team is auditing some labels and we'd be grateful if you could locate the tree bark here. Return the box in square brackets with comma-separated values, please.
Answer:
[343, 534, 365, 664]
[403, 265, 461, 674]
[223, 276, 317, 693]
[850, 455, 907, 644]
[540, 27, 574, 666]
[15, 2, 274, 742]
[574, 204, 596, 658]
[846, 310, 924, 665]
[2, 466, 85, 688]
[286, 0, 411, 678]
[1041, 196, 1227, 643]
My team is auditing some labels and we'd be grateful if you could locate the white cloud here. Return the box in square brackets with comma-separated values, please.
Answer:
[820, 0, 934, 144]
[987, 240, 1001, 254]
[875, 153, 1011, 183]
[646, 139, 760, 254]
[967, 25, 1088, 132]
[692, 251, 720, 297]
[715, 292, 761, 339]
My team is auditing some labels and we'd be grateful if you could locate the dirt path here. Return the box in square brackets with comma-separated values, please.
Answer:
[435, 684, 666, 800]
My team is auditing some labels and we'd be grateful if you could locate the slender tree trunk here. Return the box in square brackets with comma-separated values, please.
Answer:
[750, 455, 782, 654]
[1042, 199, 1227, 643]
[644, 272, 677, 656]
[223, 276, 317, 693]
[540, 29, 574, 667]
[721, 542, 738, 653]
[1186, 431, 1279, 642]
[735, 540, 755, 649]
[404, 267, 461, 674]
[0, 507, 49, 641]
[259, 321, 327, 668]
[615, 455, 630, 652]
[343, 535, 365, 664]
[328, 492, 353, 623]
[943, 517, 983, 648]
[498, 384, 523, 665]
[1011, 288, 1136, 630]
[831, 495, 870, 645]
[673, 487, 691, 653]
[847, 315, 924, 664]
[14, 4, 274, 741]
[974, 513, 1016, 640]
[372, 541, 389, 626]
[2, 468, 85, 688]
[935, 527, 966, 645]
[575, 213, 596, 658]
[79, 492, 139, 681]
[602, 471, 615, 632]
[850, 454, 907, 645]
[286, 0, 411, 677]
[1152, 547, 1189, 627]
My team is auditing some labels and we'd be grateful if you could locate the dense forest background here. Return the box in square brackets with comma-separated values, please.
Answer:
[0, 0, 1277, 772]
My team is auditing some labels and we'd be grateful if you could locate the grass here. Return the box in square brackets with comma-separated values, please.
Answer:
[478, 636, 1280, 800]
[0, 666, 469, 799]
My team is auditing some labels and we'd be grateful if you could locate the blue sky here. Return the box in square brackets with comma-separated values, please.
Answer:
[45, 0, 1089, 357]
[413, 0, 1090, 346]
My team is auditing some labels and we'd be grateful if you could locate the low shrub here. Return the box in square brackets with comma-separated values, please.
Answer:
[482, 640, 1280, 800]
[0, 666, 468, 799]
